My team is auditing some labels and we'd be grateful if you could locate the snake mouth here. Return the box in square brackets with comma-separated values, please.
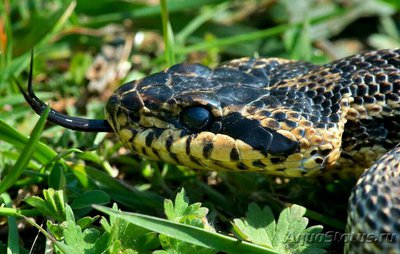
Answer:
[18, 51, 113, 132]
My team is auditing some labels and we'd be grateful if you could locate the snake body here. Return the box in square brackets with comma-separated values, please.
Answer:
[22, 49, 400, 253]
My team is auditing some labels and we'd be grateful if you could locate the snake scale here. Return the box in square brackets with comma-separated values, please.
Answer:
[20, 49, 400, 253]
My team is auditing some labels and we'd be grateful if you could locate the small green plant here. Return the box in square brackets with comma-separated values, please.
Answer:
[232, 204, 331, 254]
[96, 189, 331, 254]
[2, 188, 330, 253]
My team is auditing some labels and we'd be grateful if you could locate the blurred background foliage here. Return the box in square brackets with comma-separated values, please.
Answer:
[0, 0, 400, 253]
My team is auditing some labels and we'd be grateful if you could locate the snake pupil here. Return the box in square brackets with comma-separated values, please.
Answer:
[180, 106, 212, 132]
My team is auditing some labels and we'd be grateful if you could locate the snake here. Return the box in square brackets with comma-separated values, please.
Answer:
[20, 49, 400, 253]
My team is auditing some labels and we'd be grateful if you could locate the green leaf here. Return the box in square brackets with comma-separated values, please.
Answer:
[161, 189, 215, 253]
[25, 188, 66, 221]
[24, 196, 54, 217]
[273, 205, 305, 248]
[164, 189, 208, 226]
[76, 216, 100, 230]
[176, 9, 346, 55]
[47, 220, 64, 240]
[48, 162, 66, 190]
[68, 53, 93, 85]
[62, 206, 85, 254]
[103, 203, 160, 253]
[232, 203, 275, 247]
[70, 190, 111, 210]
[80, 0, 223, 26]
[61, 205, 109, 254]
[94, 205, 279, 254]
[44, 188, 66, 220]
[232, 204, 331, 254]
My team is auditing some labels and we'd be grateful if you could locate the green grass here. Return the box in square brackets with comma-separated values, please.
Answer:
[1, 0, 400, 253]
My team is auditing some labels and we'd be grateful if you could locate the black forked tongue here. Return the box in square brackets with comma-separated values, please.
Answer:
[18, 51, 113, 132]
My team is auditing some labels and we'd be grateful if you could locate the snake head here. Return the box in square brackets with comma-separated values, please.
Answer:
[105, 61, 339, 176]
[21, 52, 341, 176]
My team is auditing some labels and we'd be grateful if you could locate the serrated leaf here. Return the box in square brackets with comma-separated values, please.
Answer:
[232, 204, 331, 254]
[62, 206, 85, 254]
[232, 203, 275, 247]
[61, 205, 109, 254]
[164, 189, 208, 226]
[273, 205, 308, 248]
[159, 189, 216, 252]
[164, 189, 189, 221]
[47, 220, 64, 240]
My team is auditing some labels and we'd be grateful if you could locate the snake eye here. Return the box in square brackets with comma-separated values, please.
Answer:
[180, 106, 212, 132]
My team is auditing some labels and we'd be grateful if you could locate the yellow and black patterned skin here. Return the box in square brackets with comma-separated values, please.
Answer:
[104, 49, 400, 253]
[21, 49, 400, 253]
[106, 50, 400, 176]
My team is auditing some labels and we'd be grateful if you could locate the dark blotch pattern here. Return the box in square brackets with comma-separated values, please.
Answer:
[203, 143, 213, 159]
[221, 113, 272, 155]
[230, 148, 240, 161]
[220, 112, 298, 156]
[145, 128, 163, 147]
[269, 132, 299, 155]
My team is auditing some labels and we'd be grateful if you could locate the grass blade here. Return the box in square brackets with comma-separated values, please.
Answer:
[160, 0, 175, 66]
[82, 0, 224, 26]
[0, 118, 57, 164]
[0, 106, 50, 194]
[12, 0, 76, 57]
[1, 193, 19, 254]
[94, 205, 279, 254]
[176, 9, 346, 55]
